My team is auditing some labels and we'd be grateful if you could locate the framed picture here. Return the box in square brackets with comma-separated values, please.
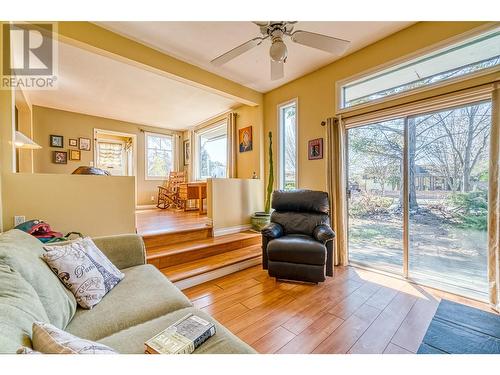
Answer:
[183, 140, 191, 165]
[308, 138, 323, 160]
[69, 149, 81, 161]
[239, 126, 253, 152]
[50, 134, 64, 148]
[69, 138, 78, 147]
[79, 137, 91, 151]
[53, 151, 68, 164]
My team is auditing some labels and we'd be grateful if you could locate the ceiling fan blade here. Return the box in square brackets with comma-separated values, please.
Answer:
[291, 30, 350, 55]
[271, 59, 284, 80]
[211, 37, 264, 66]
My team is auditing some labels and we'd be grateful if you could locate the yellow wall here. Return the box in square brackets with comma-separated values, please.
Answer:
[263, 21, 490, 192]
[15, 88, 34, 173]
[207, 178, 264, 235]
[2, 173, 136, 237]
[32, 105, 182, 206]
[234, 105, 264, 179]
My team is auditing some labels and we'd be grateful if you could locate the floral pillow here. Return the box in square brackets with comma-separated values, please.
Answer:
[42, 237, 124, 309]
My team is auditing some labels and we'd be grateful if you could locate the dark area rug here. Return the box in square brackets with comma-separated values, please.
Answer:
[418, 299, 500, 354]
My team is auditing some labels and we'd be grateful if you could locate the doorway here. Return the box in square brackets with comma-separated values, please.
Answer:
[346, 100, 492, 300]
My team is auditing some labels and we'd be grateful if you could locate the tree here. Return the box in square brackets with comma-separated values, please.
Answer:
[348, 102, 491, 210]
[415, 103, 491, 193]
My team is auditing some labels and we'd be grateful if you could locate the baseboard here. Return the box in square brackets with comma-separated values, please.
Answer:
[174, 257, 262, 290]
[136, 204, 157, 210]
[213, 224, 252, 237]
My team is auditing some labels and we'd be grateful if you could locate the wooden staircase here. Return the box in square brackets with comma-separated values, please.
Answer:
[144, 228, 262, 289]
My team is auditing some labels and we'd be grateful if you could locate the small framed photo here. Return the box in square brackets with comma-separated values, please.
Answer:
[79, 137, 91, 151]
[183, 140, 190, 165]
[308, 138, 323, 160]
[69, 138, 78, 147]
[53, 151, 68, 164]
[50, 134, 64, 148]
[69, 149, 81, 161]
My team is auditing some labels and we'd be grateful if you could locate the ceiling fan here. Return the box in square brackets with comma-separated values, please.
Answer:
[210, 21, 351, 80]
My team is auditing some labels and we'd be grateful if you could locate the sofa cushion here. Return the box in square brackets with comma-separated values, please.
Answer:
[0, 230, 77, 329]
[98, 307, 256, 354]
[65, 264, 192, 340]
[0, 263, 50, 353]
[31, 322, 117, 354]
[42, 237, 124, 309]
[267, 234, 326, 266]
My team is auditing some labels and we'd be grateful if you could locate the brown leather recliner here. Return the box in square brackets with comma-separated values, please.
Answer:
[261, 190, 335, 283]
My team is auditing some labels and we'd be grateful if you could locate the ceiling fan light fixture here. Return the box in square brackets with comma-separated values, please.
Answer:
[269, 37, 287, 62]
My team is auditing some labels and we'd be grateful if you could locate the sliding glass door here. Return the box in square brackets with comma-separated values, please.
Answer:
[347, 100, 492, 300]
[408, 101, 491, 297]
[347, 119, 404, 274]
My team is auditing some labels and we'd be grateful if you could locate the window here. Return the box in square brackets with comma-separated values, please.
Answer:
[196, 122, 227, 180]
[145, 132, 173, 180]
[278, 99, 297, 190]
[340, 27, 500, 109]
[96, 141, 126, 176]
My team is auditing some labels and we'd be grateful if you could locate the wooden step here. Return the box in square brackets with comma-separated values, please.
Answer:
[160, 244, 262, 283]
[147, 231, 261, 269]
[142, 226, 213, 250]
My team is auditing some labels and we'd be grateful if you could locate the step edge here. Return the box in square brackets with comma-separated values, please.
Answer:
[160, 245, 262, 281]
[165, 253, 263, 282]
[146, 234, 261, 258]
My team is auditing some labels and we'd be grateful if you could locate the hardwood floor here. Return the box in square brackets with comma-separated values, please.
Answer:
[136, 208, 211, 236]
[183, 265, 497, 354]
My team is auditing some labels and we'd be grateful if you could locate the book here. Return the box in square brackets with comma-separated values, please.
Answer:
[144, 313, 216, 354]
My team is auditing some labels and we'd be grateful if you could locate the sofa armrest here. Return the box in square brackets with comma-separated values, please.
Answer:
[261, 222, 284, 239]
[92, 234, 146, 270]
[313, 224, 335, 243]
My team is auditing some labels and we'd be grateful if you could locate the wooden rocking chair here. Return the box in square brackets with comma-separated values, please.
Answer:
[157, 171, 186, 209]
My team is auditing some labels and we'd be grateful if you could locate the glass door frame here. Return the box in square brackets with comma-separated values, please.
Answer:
[344, 94, 494, 300]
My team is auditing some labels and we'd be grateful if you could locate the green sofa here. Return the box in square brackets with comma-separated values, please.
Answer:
[0, 229, 255, 354]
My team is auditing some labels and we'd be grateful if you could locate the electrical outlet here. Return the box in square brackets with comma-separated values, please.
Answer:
[14, 216, 26, 226]
[151, 196, 155, 202]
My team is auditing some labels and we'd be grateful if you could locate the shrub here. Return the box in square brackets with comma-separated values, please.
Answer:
[349, 193, 393, 218]
[447, 191, 488, 231]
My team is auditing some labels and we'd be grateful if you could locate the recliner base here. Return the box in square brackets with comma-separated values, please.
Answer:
[267, 260, 326, 283]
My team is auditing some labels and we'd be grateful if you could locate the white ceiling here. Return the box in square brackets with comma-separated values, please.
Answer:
[97, 21, 415, 92]
[24, 41, 240, 130]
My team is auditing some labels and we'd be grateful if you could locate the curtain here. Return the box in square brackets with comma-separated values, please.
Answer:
[488, 82, 500, 311]
[173, 134, 181, 172]
[326, 116, 348, 266]
[226, 112, 237, 178]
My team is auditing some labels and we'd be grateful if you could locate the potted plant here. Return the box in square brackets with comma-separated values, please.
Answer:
[251, 131, 274, 231]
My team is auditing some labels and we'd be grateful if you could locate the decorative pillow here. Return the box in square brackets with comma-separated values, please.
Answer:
[42, 237, 124, 309]
[29, 322, 117, 354]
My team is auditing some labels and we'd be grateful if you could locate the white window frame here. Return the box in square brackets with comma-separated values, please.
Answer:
[336, 23, 500, 113]
[144, 132, 174, 181]
[277, 98, 299, 190]
[194, 120, 228, 181]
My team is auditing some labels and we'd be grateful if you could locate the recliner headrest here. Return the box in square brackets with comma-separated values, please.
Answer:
[271, 190, 329, 214]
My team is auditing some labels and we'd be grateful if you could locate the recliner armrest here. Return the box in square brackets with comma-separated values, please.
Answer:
[261, 222, 284, 239]
[313, 224, 335, 243]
